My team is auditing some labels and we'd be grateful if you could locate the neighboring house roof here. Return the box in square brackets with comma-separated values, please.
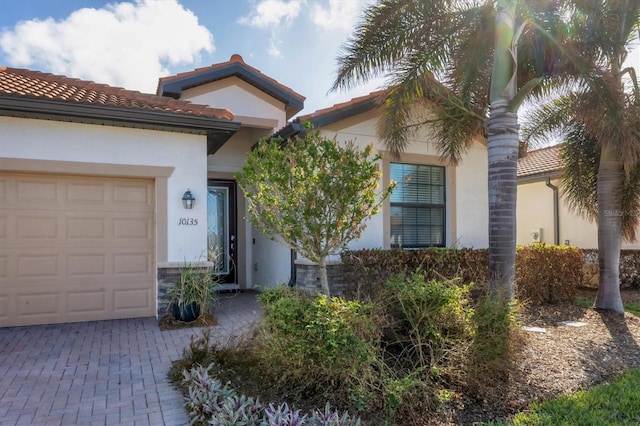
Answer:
[157, 54, 305, 119]
[517, 144, 563, 180]
[274, 90, 387, 139]
[0, 67, 241, 155]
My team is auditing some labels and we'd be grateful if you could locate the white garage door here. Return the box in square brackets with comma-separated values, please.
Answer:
[0, 172, 155, 327]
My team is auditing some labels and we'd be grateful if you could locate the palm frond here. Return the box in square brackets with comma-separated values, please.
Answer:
[520, 91, 575, 146]
[560, 125, 599, 221]
[332, 0, 451, 92]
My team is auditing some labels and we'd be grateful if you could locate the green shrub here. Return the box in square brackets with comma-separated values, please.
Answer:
[383, 275, 474, 373]
[468, 295, 524, 402]
[374, 275, 475, 422]
[516, 243, 582, 304]
[257, 286, 378, 403]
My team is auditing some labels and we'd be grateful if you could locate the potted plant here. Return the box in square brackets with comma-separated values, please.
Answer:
[167, 263, 218, 322]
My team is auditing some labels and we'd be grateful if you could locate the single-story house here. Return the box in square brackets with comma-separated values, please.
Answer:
[516, 144, 640, 249]
[0, 54, 488, 327]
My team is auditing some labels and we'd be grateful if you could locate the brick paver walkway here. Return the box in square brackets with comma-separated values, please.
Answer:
[0, 291, 262, 425]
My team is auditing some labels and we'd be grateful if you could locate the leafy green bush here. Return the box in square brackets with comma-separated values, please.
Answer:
[258, 286, 378, 403]
[372, 275, 475, 422]
[468, 295, 524, 402]
[516, 243, 582, 304]
[383, 275, 474, 372]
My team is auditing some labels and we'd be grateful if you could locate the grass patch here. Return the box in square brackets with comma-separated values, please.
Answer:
[574, 296, 593, 309]
[510, 369, 640, 425]
[575, 295, 640, 317]
[625, 302, 640, 317]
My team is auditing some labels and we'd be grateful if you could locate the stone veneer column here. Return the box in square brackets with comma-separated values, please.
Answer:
[294, 258, 345, 296]
[156, 262, 212, 318]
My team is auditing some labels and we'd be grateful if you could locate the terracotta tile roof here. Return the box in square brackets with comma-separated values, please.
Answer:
[296, 89, 387, 123]
[0, 66, 234, 120]
[157, 54, 305, 105]
[517, 144, 563, 178]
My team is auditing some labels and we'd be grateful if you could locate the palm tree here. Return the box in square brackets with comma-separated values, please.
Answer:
[522, 0, 640, 312]
[331, 0, 563, 301]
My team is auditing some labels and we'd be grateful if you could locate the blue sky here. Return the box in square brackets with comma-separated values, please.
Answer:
[1, 0, 639, 118]
[0, 0, 380, 115]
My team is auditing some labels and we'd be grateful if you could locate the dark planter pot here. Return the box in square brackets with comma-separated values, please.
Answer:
[171, 302, 201, 322]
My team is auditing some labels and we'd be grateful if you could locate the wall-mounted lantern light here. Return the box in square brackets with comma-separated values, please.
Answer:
[182, 190, 195, 209]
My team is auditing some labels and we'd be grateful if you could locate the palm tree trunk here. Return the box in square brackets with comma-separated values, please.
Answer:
[487, 104, 519, 302]
[487, 0, 518, 302]
[594, 145, 624, 312]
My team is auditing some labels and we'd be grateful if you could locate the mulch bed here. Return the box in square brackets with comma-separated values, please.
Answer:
[431, 288, 640, 425]
[158, 312, 218, 330]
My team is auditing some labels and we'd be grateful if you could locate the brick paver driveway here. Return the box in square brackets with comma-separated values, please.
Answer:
[0, 292, 261, 425]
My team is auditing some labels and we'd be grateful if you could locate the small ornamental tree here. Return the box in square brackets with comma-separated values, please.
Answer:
[236, 124, 394, 297]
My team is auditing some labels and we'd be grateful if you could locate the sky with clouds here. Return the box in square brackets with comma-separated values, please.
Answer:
[0, 0, 381, 115]
[1, 0, 638, 118]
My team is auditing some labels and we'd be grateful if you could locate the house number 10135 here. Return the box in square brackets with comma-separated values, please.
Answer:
[178, 218, 198, 226]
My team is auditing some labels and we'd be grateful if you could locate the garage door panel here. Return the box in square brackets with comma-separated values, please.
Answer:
[114, 288, 152, 311]
[113, 217, 152, 239]
[68, 254, 107, 276]
[67, 290, 106, 314]
[17, 179, 59, 203]
[66, 217, 106, 239]
[0, 172, 155, 327]
[113, 253, 152, 275]
[18, 216, 59, 238]
[66, 182, 106, 204]
[113, 183, 153, 206]
[18, 254, 60, 278]
[18, 291, 60, 316]
[0, 295, 8, 319]
[0, 216, 6, 238]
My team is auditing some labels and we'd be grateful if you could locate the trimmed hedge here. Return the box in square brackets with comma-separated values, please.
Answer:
[341, 248, 489, 300]
[516, 244, 582, 303]
[341, 244, 584, 304]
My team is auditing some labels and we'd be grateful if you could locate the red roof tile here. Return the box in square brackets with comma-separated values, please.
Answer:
[517, 144, 562, 178]
[296, 90, 387, 123]
[0, 67, 234, 120]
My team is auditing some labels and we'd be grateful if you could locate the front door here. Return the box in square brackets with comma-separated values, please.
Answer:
[207, 180, 237, 288]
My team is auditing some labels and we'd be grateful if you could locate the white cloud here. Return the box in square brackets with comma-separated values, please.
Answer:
[311, 0, 369, 32]
[238, 0, 304, 57]
[238, 0, 304, 29]
[0, 0, 214, 93]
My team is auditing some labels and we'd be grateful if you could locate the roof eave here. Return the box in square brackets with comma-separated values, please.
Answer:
[0, 95, 241, 153]
[296, 95, 381, 128]
[158, 63, 304, 116]
[517, 171, 562, 184]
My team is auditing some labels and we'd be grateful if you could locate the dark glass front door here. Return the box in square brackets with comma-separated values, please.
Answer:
[207, 180, 237, 285]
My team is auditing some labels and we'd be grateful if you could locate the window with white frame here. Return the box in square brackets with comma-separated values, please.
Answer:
[390, 163, 445, 248]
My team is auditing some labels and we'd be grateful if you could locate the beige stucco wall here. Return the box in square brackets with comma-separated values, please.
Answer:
[316, 108, 489, 250]
[0, 116, 210, 264]
[180, 77, 287, 129]
[516, 178, 640, 249]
